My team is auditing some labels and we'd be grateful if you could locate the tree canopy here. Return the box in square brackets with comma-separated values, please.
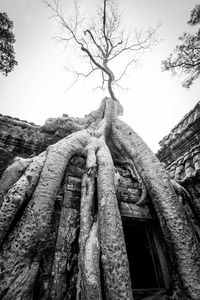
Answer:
[44, 0, 158, 102]
[162, 4, 200, 88]
[0, 12, 17, 76]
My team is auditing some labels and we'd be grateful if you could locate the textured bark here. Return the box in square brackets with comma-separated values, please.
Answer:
[126, 161, 147, 206]
[78, 217, 101, 300]
[77, 144, 101, 299]
[0, 131, 94, 299]
[0, 153, 46, 245]
[0, 97, 200, 300]
[186, 184, 200, 219]
[50, 207, 79, 300]
[111, 118, 200, 300]
[0, 156, 32, 205]
[1, 256, 40, 300]
[97, 137, 133, 300]
[32, 194, 64, 300]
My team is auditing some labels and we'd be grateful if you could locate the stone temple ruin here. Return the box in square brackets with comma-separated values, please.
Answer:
[0, 100, 200, 299]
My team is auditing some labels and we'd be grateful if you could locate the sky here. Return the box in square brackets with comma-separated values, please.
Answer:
[0, 0, 199, 152]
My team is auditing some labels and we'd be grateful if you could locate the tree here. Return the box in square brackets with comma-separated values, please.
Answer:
[43, 0, 158, 103]
[162, 4, 200, 88]
[0, 1, 200, 299]
[0, 12, 17, 76]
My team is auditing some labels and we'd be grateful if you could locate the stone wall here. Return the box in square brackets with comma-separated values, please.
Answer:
[0, 113, 163, 298]
[157, 101, 200, 246]
[0, 114, 151, 220]
[157, 101, 200, 166]
[2, 110, 198, 298]
[0, 114, 60, 177]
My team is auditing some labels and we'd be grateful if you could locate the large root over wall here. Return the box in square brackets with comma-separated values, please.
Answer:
[0, 98, 200, 300]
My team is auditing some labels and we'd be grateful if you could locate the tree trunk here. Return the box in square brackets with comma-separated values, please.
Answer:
[97, 137, 133, 300]
[111, 118, 200, 300]
[0, 98, 200, 299]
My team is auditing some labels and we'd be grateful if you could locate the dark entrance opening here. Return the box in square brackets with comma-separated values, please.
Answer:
[123, 220, 163, 290]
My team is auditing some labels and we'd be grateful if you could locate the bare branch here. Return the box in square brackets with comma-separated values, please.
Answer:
[115, 57, 137, 82]
[64, 65, 99, 91]
[84, 29, 105, 57]
[43, 0, 83, 46]
[66, 73, 80, 91]
[102, 0, 109, 55]
[44, 0, 159, 101]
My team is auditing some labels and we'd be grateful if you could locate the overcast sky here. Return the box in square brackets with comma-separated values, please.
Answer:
[0, 0, 199, 152]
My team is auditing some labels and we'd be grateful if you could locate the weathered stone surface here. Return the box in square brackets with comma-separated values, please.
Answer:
[157, 101, 200, 165]
[0, 114, 63, 162]
[117, 186, 140, 203]
[63, 190, 81, 210]
[67, 176, 82, 192]
[112, 117, 200, 299]
[120, 202, 153, 219]
[0, 99, 200, 300]
[32, 195, 63, 300]
[0, 148, 14, 178]
[50, 207, 79, 300]
[156, 101, 200, 299]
